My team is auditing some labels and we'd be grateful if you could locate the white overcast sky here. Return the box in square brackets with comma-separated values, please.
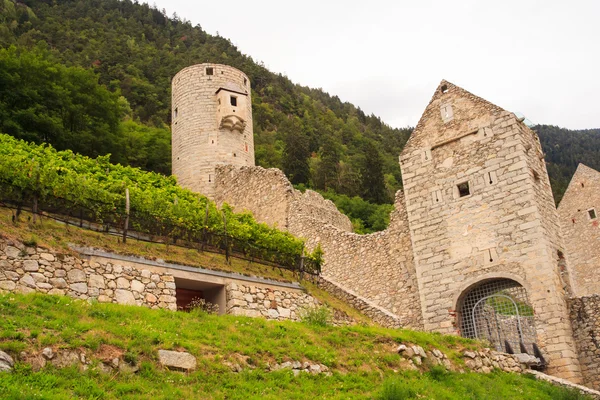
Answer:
[149, 0, 599, 130]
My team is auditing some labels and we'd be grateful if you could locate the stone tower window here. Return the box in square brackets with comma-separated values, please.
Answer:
[206, 67, 214, 75]
[230, 96, 237, 107]
[244, 77, 247, 86]
[441, 104, 453, 122]
[588, 208, 597, 220]
[457, 182, 470, 198]
[441, 84, 448, 94]
[245, 143, 248, 152]
[208, 174, 212, 183]
[173, 107, 178, 118]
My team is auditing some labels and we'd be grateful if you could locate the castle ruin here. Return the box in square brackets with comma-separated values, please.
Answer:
[171, 64, 600, 388]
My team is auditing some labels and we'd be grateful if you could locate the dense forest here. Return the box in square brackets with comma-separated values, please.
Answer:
[0, 0, 597, 231]
[534, 125, 600, 203]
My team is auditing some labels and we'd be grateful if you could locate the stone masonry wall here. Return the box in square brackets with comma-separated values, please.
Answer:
[214, 165, 424, 330]
[214, 165, 352, 231]
[558, 164, 600, 297]
[0, 238, 177, 310]
[226, 282, 319, 321]
[569, 296, 600, 390]
[172, 64, 254, 198]
[399, 81, 581, 381]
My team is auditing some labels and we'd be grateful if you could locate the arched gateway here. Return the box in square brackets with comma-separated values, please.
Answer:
[458, 279, 539, 355]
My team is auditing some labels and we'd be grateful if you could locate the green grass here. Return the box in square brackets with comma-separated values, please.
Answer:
[0, 293, 591, 400]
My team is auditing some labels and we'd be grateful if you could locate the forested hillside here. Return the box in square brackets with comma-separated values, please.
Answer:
[535, 125, 600, 204]
[0, 0, 598, 228]
[0, 0, 409, 207]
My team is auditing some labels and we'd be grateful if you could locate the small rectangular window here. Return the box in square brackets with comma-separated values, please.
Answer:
[244, 77, 247, 86]
[588, 208, 597, 220]
[206, 67, 214, 75]
[173, 107, 178, 118]
[457, 182, 470, 198]
[230, 96, 237, 106]
[208, 174, 212, 183]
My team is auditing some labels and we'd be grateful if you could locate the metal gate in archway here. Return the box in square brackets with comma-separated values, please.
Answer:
[459, 279, 538, 354]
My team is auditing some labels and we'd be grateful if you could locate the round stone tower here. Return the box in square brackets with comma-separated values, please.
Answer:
[171, 63, 254, 198]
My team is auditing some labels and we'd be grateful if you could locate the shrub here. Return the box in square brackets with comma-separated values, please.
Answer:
[299, 306, 332, 327]
[186, 297, 219, 315]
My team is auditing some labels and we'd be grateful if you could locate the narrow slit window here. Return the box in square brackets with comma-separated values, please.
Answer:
[206, 67, 214, 75]
[244, 77, 247, 86]
[208, 174, 212, 183]
[457, 182, 470, 198]
[588, 208, 597, 220]
[230, 96, 237, 106]
[173, 107, 178, 118]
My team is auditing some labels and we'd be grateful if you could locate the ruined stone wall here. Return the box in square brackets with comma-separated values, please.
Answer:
[214, 165, 352, 231]
[214, 165, 424, 330]
[226, 282, 319, 321]
[558, 164, 600, 297]
[569, 296, 600, 390]
[0, 238, 177, 310]
[291, 191, 423, 329]
[400, 81, 581, 381]
[172, 64, 254, 198]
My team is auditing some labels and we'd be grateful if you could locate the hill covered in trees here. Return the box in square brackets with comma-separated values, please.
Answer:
[0, 0, 598, 228]
[534, 125, 600, 204]
[0, 0, 409, 207]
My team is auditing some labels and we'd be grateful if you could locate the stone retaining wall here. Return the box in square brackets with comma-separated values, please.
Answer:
[570, 295, 600, 390]
[318, 277, 407, 329]
[226, 282, 319, 321]
[0, 238, 177, 310]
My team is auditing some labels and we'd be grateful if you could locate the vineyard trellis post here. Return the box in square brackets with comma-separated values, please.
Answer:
[223, 211, 229, 263]
[202, 202, 209, 251]
[122, 188, 130, 243]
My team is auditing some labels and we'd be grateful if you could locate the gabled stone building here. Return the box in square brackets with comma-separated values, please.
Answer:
[171, 64, 600, 388]
[558, 164, 600, 297]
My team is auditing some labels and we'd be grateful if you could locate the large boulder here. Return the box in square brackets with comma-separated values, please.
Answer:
[158, 350, 196, 371]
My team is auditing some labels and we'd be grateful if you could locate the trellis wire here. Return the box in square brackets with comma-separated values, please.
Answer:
[0, 182, 320, 279]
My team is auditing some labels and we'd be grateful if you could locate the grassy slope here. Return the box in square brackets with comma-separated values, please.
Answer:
[0, 293, 591, 400]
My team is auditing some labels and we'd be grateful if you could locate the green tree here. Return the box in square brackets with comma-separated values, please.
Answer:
[0, 46, 122, 160]
[282, 119, 311, 185]
[314, 135, 341, 191]
[360, 142, 388, 204]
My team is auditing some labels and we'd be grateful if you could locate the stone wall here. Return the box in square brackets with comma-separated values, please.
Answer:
[399, 80, 581, 381]
[214, 165, 352, 231]
[226, 282, 318, 321]
[214, 165, 424, 330]
[0, 238, 177, 310]
[318, 277, 408, 328]
[569, 296, 600, 390]
[558, 164, 600, 297]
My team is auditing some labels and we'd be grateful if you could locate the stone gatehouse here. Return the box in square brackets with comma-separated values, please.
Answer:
[170, 64, 599, 389]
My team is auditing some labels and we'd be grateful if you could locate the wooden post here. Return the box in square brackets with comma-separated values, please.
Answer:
[32, 194, 38, 225]
[122, 188, 130, 243]
[223, 212, 229, 263]
[202, 202, 209, 251]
